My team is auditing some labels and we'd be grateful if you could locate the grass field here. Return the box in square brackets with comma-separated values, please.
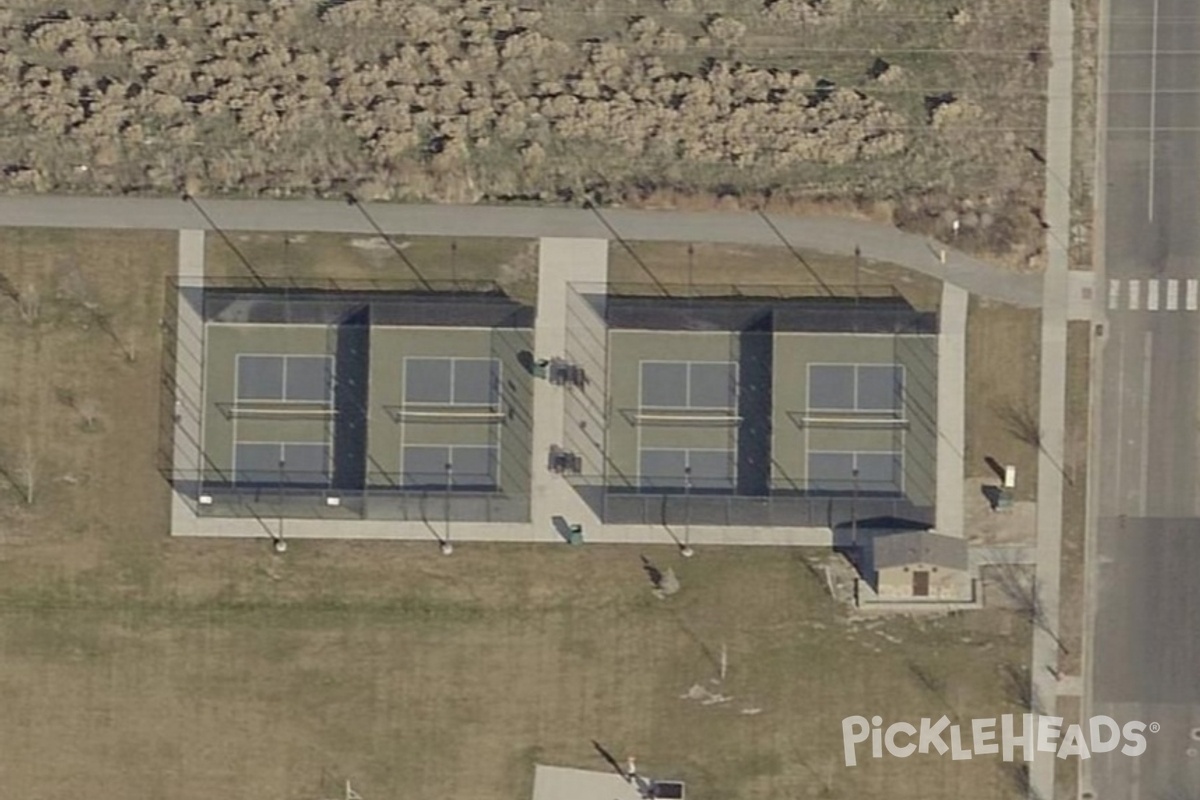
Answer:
[1057, 322, 1092, 678]
[964, 299, 1042, 502]
[0, 228, 1037, 799]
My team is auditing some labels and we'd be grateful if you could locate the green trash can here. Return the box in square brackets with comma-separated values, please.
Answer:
[533, 359, 549, 379]
[567, 524, 584, 545]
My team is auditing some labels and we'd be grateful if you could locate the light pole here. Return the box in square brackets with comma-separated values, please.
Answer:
[853, 244, 861, 305]
[851, 466, 859, 549]
[441, 462, 454, 555]
[274, 456, 287, 553]
[681, 465, 694, 557]
[181, 193, 265, 287]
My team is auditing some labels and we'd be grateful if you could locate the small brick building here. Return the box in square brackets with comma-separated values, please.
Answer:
[869, 530, 970, 600]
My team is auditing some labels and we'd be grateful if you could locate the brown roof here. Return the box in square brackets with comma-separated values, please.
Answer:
[872, 531, 968, 570]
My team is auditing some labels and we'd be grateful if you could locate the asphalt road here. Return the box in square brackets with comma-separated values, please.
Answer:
[1092, 0, 1200, 794]
[0, 195, 1041, 306]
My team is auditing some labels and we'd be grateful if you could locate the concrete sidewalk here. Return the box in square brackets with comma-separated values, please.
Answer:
[1029, 0, 1076, 794]
[169, 230, 207, 537]
[0, 194, 1043, 307]
[529, 238, 608, 537]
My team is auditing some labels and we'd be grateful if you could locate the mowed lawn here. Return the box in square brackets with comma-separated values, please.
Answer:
[0, 229, 1031, 800]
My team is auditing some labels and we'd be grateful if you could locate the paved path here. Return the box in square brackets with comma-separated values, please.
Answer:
[530, 238, 609, 539]
[0, 194, 1042, 307]
[1029, 0, 1075, 794]
[935, 284, 968, 535]
[169, 230, 206, 536]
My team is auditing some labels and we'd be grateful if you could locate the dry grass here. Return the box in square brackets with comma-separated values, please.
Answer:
[0, 0, 1049, 265]
[204, 231, 539, 303]
[1056, 322, 1091, 678]
[1071, 0, 1101, 271]
[0, 228, 1036, 799]
[1055, 696, 1082, 800]
[0, 540, 1033, 800]
[609, 240, 943, 311]
[965, 298, 1042, 502]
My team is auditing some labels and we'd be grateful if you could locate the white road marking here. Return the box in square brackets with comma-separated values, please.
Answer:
[1148, 0, 1161, 221]
[1115, 327, 1127, 502]
[1167, 278, 1179, 310]
[1109, 279, 1121, 310]
[1129, 280, 1141, 310]
[1147, 279, 1160, 311]
[1187, 279, 1198, 311]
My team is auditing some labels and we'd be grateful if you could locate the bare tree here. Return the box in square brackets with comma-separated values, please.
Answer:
[18, 436, 35, 506]
[987, 561, 1069, 656]
[991, 396, 1042, 448]
[76, 397, 103, 432]
[0, 272, 17, 302]
[1000, 661, 1043, 713]
[18, 283, 40, 325]
[55, 262, 136, 360]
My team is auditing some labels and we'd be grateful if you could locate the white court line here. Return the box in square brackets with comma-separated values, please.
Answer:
[1167, 278, 1179, 310]
[1188, 279, 1198, 311]
[1109, 279, 1121, 310]
[1129, 280, 1141, 310]
[1148, 279, 1160, 311]
[1148, 0, 1161, 221]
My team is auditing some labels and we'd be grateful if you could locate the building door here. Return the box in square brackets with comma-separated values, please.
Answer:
[912, 570, 930, 597]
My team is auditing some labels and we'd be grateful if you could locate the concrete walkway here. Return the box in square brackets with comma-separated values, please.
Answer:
[530, 238, 609, 536]
[1029, 0, 1076, 794]
[169, 230, 207, 536]
[935, 284, 968, 535]
[0, 195, 1042, 307]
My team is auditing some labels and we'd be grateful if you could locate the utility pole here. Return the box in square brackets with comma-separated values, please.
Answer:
[274, 456, 287, 553]
[851, 466, 859, 549]
[853, 244, 861, 305]
[681, 465, 694, 557]
[441, 462, 454, 555]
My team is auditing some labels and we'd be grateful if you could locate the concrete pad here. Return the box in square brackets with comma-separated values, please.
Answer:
[1068, 271, 1096, 320]
[530, 238, 609, 535]
[531, 765, 644, 800]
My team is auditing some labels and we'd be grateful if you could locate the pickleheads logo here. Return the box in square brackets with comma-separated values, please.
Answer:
[842, 714, 1156, 766]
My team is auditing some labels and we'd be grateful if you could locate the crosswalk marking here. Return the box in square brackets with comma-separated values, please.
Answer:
[1109, 278, 1200, 312]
